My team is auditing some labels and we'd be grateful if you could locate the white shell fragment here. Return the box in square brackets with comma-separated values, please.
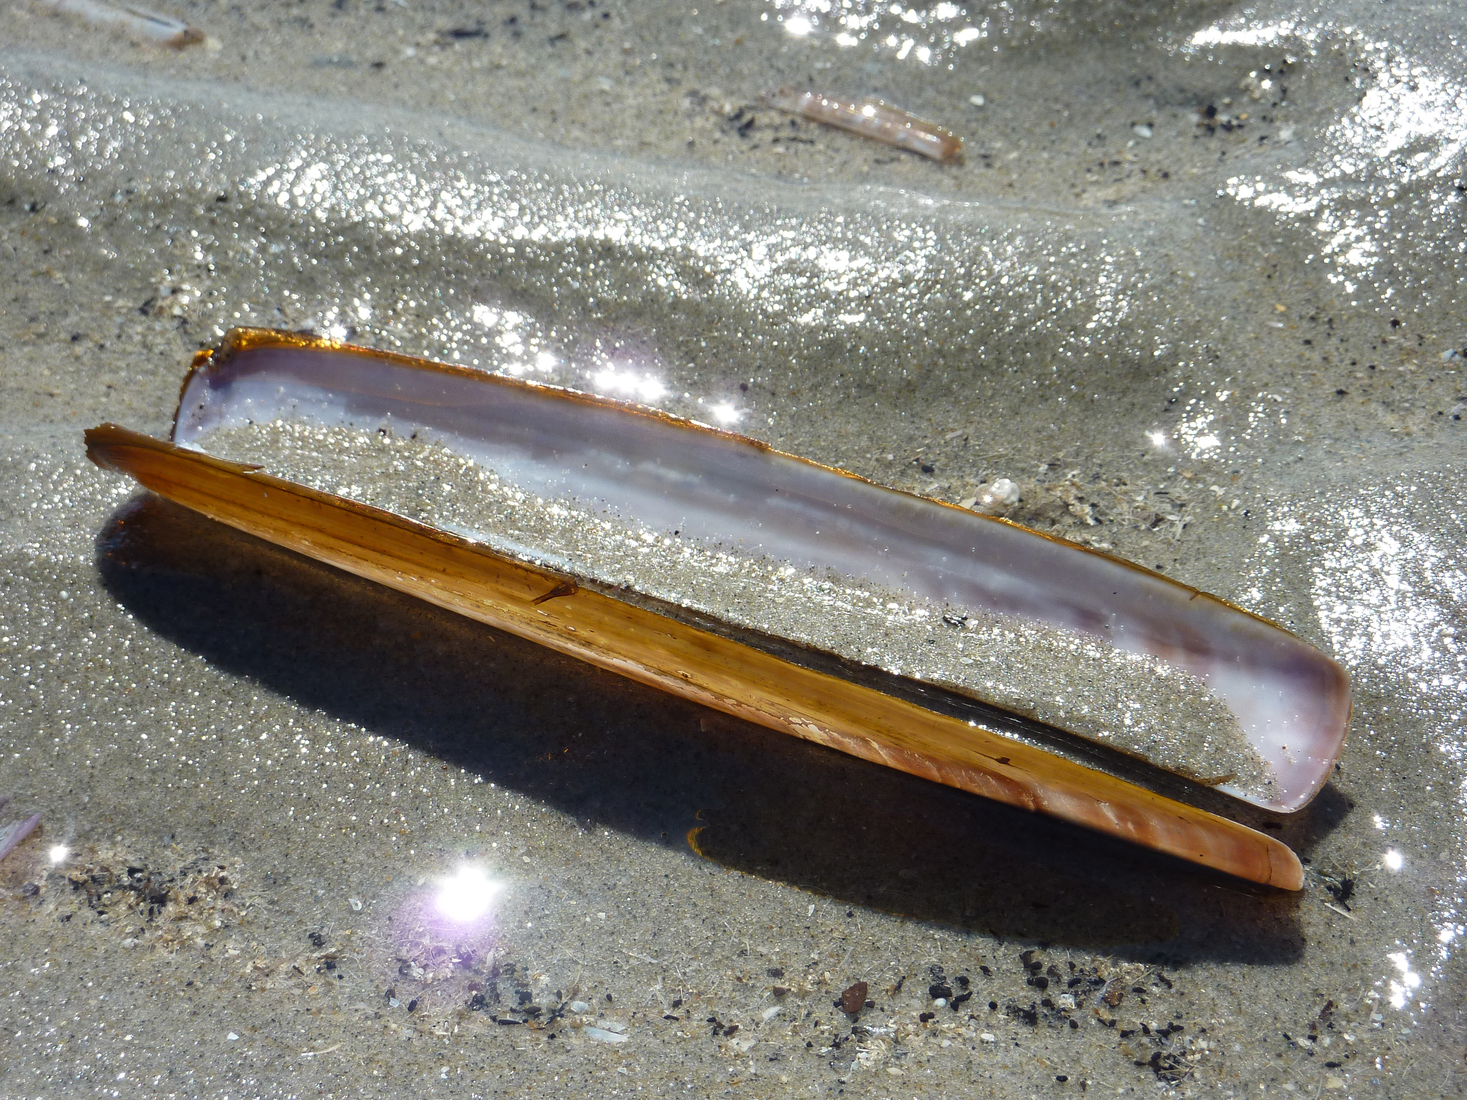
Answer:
[982, 478, 1021, 508]
[0, 796, 42, 864]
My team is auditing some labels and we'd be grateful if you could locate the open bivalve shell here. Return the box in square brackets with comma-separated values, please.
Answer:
[86, 329, 1353, 889]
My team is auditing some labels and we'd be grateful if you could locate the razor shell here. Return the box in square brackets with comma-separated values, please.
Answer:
[85, 329, 1354, 888]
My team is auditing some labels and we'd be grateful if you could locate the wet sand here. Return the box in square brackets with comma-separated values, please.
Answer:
[2, 1, 1464, 1096]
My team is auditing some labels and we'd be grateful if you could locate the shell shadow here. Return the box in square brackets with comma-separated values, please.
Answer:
[96, 494, 1307, 964]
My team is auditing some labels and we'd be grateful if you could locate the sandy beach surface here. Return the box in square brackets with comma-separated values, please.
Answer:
[1, 0, 1464, 1096]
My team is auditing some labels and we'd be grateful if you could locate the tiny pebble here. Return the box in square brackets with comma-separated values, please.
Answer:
[227, 1032, 239, 1041]
[840, 981, 869, 1014]
[933, 997, 947, 1008]
[761, 1006, 782, 1021]
[1132, 123, 1153, 138]
[983, 478, 1021, 506]
[969, 94, 985, 107]
[980, 1032, 996, 1042]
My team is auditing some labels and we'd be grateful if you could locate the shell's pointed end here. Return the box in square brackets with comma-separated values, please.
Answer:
[1268, 841, 1305, 892]
[168, 28, 208, 50]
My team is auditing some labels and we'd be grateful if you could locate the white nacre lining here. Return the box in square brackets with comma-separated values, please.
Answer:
[177, 342, 1350, 811]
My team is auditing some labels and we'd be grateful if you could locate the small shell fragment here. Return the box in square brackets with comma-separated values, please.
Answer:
[0, 798, 42, 864]
[764, 87, 964, 164]
[41, 0, 207, 48]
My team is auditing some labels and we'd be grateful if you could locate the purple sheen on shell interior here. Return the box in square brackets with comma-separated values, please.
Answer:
[173, 333, 1351, 813]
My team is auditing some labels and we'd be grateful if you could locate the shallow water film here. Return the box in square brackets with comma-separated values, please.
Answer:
[1, 1, 1464, 1097]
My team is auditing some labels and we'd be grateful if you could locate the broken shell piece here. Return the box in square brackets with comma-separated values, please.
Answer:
[975, 477, 1021, 514]
[762, 88, 964, 164]
[86, 329, 1352, 888]
[0, 797, 41, 864]
[983, 477, 1021, 506]
[41, 0, 207, 48]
